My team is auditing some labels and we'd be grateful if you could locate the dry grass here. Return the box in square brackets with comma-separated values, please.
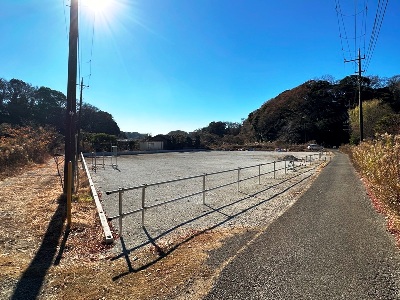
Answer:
[0, 158, 244, 299]
[348, 136, 400, 247]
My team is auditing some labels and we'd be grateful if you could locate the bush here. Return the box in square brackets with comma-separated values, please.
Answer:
[0, 124, 59, 175]
[351, 134, 400, 214]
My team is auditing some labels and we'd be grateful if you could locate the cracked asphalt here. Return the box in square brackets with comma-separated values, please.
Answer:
[204, 152, 400, 299]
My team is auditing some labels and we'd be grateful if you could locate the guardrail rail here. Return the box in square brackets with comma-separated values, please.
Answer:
[104, 153, 328, 236]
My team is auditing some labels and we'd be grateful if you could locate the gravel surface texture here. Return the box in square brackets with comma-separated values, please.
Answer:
[90, 151, 327, 254]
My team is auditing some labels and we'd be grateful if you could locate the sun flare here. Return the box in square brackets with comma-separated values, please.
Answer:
[85, 0, 113, 13]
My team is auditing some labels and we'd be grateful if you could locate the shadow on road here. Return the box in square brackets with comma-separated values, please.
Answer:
[111, 171, 313, 281]
[11, 194, 68, 300]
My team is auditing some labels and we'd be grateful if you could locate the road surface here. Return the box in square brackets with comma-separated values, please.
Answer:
[204, 152, 400, 299]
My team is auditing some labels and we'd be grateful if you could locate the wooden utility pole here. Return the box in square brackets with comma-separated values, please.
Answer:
[64, 0, 79, 193]
[345, 48, 365, 142]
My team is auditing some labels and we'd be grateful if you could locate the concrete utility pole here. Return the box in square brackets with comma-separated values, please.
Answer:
[345, 48, 365, 142]
[64, 0, 78, 193]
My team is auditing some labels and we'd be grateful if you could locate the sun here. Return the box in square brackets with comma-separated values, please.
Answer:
[85, 0, 113, 14]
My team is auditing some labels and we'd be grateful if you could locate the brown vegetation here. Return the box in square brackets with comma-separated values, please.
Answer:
[0, 156, 245, 299]
[0, 124, 60, 180]
[348, 135, 400, 245]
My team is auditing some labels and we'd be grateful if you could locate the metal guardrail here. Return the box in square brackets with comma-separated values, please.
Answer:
[81, 153, 114, 244]
[89, 149, 118, 172]
[104, 153, 327, 236]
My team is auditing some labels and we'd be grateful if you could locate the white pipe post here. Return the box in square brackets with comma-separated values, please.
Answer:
[237, 168, 240, 192]
[118, 188, 123, 236]
[141, 185, 146, 228]
[202, 174, 206, 205]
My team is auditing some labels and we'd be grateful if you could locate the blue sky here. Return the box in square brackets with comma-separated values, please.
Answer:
[1, 0, 399, 135]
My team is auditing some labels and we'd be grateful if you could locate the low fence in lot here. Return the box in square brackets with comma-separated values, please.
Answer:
[80, 153, 114, 244]
[104, 153, 327, 237]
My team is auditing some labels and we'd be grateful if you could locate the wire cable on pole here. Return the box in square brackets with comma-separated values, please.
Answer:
[62, 0, 69, 41]
[335, 0, 353, 61]
[364, 0, 389, 72]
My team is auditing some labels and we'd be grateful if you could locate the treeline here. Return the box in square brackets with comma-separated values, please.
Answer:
[0, 78, 120, 136]
[243, 75, 400, 146]
[3, 74, 400, 153]
[144, 74, 400, 150]
[142, 121, 244, 150]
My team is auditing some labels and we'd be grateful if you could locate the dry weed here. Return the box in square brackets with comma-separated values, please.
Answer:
[350, 135, 400, 246]
[0, 158, 241, 299]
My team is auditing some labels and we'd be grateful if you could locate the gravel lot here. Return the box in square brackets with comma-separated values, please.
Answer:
[90, 151, 328, 253]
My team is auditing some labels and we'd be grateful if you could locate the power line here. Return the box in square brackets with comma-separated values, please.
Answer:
[361, 0, 368, 54]
[87, 13, 96, 88]
[335, 0, 353, 61]
[354, 0, 357, 63]
[335, 0, 370, 73]
[364, 0, 389, 72]
[62, 0, 69, 41]
[76, 2, 96, 90]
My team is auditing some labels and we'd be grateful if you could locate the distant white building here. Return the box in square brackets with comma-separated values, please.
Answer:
[139, 141, 164, 151]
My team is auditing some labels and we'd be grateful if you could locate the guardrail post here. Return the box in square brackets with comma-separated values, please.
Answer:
[202, 174, 206, 205]
[91, 152, 97, 172]
[102, 152, 105, 169]
[237, 167, 240, 192]
[258, 164, 261, 184]
[285, 160, 287, 174]
[141, 185, 146, 228]
[273, 161, 276, 179]
[118, 187, 123, 236]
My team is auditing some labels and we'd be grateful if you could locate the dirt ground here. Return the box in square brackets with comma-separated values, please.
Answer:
[0, 157, 270, 300]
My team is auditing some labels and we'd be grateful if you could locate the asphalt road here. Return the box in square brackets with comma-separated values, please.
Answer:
[204, 152, 400, 299]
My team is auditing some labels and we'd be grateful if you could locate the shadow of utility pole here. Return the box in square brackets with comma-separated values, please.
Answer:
[11, 194, 67, 300]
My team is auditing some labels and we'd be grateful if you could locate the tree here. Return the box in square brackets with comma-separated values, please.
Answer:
[5, 79, 35, 125]
[349, 99, 395, 143]
[386, 75, 400, 112]
[225, 122, 242, 136]
[0, 79, 8, 122]
[205, 121, 227, 137]
[79, 103, 120, 135]
[167, 130, 190, 149]
[33, 87, 66, 132]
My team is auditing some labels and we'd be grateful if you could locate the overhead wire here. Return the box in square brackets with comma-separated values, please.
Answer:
[87, 13, 96, 88]
[354, 0, 357, 67]
[361, 0, 368, 55]
[73, 1, 97, 99]
[335, 0, 370, 74]
[78, 12, 81, 90]
[335, 0, 353, 61]
[62, 0, 69, 41]
[364, 0, 389, 72]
